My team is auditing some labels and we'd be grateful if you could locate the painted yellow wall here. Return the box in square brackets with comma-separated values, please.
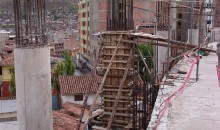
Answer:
[71, 51, 76, 58]
[2, 66, 12, 81]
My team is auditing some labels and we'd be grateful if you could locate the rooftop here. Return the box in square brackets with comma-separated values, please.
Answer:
[148, 42, 220, 130]
[59, 75, 101, 95]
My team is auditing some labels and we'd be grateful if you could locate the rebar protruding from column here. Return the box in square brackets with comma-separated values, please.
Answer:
[13, 0, 47, 48]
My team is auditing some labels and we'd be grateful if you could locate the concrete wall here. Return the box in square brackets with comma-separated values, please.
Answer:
[157, 31, 170, 77]
[14, 47, 52, 130]
[187, 29, 199, 45]
[211, 29, 220, 42]
[61, 94, 101, 105]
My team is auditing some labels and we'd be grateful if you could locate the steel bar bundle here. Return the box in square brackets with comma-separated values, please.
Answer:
[13, 0, 47, 48]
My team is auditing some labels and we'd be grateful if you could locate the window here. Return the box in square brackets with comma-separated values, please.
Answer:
[207, 20, 211, 24]
[74, 94, 83, 101]
[178, 21, 181, 26]
[206, 4, 212, 8]
[83, 12, 86, 17]
[83, 21, 86, 26]
[178, 14, 182, 19]
[83, 48, 87, 54]
[9, 68, 12, 74]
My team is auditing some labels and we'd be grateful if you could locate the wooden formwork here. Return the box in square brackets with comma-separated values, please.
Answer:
[97, 31, 135, 128]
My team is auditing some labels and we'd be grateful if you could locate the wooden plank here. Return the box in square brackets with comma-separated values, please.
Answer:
[124, 123, 133, 129]
[103, 89, 130, 92]
[87, 35, 123, 123]
[103, 107, 131, 111]
[97, 67, 134, 70]
[77, 38, 103, 130]
[102, 95, 132, 100]
[92, 126, 109, 130]
[106, 49, 133, 130]
[102, 54, 130, 56]
[100, 118, 131, 124]
[104, 112, 132, 117]
[103, 85, 130, 88]
[103, 99, 131, 103]
[102, 46, 131, 49]
[102, 60, 128, 63]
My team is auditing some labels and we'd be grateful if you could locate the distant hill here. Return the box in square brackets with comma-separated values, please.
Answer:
[0, 0, 78, 13]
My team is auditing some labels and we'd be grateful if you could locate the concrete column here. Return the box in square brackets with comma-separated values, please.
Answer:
[156, 31, 170, 77]
[14, 47, 52, 130]
[187, 29, 199, 45]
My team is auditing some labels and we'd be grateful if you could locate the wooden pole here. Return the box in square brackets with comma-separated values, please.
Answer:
[137, 48, 152, 76]
[196, 2, 204, 82]
[106, 49, 133, 130]
[86, 35, 123, 124]
[76, 38, 103, 130]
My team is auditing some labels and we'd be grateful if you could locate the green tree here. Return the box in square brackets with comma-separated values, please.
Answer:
[9, 66, 16, 96]
[52, 51, 75, 90]
[69, 6, 78, 13]
[63, 50, 75, 75]
[138, 44, 154, 82]
[52, 62, 65, 89]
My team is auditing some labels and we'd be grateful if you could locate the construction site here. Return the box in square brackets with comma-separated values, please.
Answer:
[0, 0, 219, 130]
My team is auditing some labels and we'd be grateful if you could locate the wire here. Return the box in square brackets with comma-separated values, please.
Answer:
[114, 0, 212, 28]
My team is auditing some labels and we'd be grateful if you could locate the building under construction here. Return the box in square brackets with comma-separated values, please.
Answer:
[10, 0, 217, 130]
[77, 0, 216, 130]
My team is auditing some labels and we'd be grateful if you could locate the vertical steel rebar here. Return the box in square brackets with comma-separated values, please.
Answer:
[166, 1, 171, 78]
[190, 0, 195, 44]
[13, 0, 47, 48]
[196, 3, 204, 81]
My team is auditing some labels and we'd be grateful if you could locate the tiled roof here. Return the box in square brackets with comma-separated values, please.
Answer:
[63, 102, 89, 118]
[0, 55, 14, 66]
[53, 103, 87, 130]
[53, 111, 85, 130]
[59, 74, 143, 95]
[59, 75, 101, 95]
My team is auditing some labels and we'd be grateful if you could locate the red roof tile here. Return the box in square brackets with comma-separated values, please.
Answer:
[59, 75, 101, 95]
[53, 103, 87, 130]
[0, 55, 14, 66]
[63, 102, 89, 118]
[53, 111, 85, 130]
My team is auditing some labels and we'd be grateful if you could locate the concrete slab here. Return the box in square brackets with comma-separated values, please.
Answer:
[0, 121, 18, 130]
[148, 42, 220, 130]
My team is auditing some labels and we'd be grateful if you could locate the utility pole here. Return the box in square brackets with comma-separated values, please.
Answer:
[190, 0, 195, 44]
[166, 1, 171, 78]
[196, 2, 204, 81]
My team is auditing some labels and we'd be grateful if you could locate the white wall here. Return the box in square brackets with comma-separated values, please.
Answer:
[61, 94, 101, 105]
[0, 100, 16, 113]
[187, 29, 199, 45]
[156, 31, 170, 77]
